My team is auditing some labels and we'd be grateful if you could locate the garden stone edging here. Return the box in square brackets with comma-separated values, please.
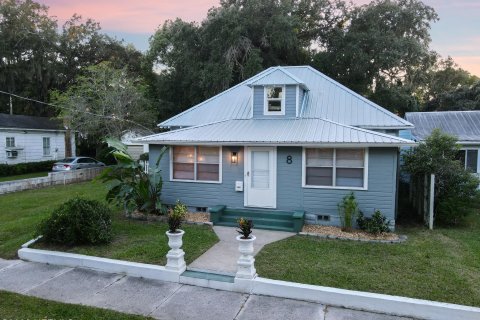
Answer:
[298, 232, 408, 243]
[17, 237, 480, 320]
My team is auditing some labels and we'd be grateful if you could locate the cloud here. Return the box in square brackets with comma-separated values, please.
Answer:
[39, 0, 220, 33]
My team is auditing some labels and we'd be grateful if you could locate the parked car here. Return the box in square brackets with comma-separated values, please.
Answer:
[52, 157, 105, 172]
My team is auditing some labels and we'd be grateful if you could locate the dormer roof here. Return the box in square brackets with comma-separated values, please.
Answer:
[246, 66, 308, 89]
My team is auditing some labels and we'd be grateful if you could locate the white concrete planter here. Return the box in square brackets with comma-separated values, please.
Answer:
[236, 235, 257, 279]
[165, 230, 186, 272]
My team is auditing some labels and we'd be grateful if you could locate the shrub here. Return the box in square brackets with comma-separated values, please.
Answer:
[167, 200, 187, 233]
[237, 217, 254, 239]
[37, 198, 113, 245]
[338, 192, 359, 232]
[357, 210, 390, 235]
[0, 160, 56, 177]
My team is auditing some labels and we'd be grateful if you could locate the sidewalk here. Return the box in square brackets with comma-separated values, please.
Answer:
[189, 226, 295, 274]
[0, 258, 413, 320]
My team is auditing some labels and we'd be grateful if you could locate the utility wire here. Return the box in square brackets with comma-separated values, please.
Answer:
[0, 90, 155, 134]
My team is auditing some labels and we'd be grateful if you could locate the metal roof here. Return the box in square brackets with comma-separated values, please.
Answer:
[139, 118, 415, 146]
[0, 113, 65, 131]
[246, 67, 306, 88]
[406, 111, 480, 143]
[159, 66, 413, 129]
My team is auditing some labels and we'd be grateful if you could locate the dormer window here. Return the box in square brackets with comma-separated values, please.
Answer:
[264, 86, 285, 115]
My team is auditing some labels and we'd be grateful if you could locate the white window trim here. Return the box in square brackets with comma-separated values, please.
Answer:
[302, 147, 369, 190]
[459, 147, 480, 173]
[170, 146, 223, 184]
[6, 137, 15, 148]
[264, 85, 286, 115]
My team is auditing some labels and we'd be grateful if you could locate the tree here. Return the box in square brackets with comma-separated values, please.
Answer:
[403, 129, 480, 225]
[426, 81, 480, 111]
[51, 62, 157, 142]
[313, 0, 439, 115]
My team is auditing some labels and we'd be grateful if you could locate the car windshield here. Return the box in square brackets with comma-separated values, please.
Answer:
[58, 158, 77, 163]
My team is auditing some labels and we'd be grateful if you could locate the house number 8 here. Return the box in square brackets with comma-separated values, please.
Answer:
[286, 155, 293, 164]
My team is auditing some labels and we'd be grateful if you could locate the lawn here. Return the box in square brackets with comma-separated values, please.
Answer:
[0, 171, 49, 182]
[0, 290, 152, 320]
[255, 212, 480, 307]
[0, 180, 219, 265]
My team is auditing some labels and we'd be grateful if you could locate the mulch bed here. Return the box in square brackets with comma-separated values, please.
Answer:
[301, 224, 403, 242]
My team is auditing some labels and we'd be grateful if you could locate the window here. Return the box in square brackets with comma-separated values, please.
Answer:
[304, 148, 366, 189]
[172, 146, 221, 182]
[6, 137, 15, 148]
[264, 86, 284, 114]
[43, 137, 50, 156]
[457, 149, 479, 173]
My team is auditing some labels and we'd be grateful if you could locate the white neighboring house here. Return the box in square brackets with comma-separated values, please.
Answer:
[0, 113, 76, 164]
[121, 130, 149, 160]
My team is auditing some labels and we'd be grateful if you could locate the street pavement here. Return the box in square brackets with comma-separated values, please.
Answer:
[0, 258, 417, 320]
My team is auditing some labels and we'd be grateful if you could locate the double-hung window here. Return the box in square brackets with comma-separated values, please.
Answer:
[43, 137, 51, 156]
[6, 137, 15, 148]
[304, 148, 367, 189]
[264, 86, 285, 115]
[172, 146, 221, 182]
[457, 149, 479, 173]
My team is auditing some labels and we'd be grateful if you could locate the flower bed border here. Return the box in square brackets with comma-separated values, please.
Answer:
[298, 231, 408, 244]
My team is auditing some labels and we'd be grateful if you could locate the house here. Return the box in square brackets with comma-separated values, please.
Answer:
[0, 113, 75, 164]
[138, 66, 415, 230]
[121, 130, 149, 160]
[405, 111, 480, 177]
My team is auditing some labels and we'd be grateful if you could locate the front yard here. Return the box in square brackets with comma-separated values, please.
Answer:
[0, 171, 49, 183]
[255, 213, 480, 307]
[0, 181, 218, 265]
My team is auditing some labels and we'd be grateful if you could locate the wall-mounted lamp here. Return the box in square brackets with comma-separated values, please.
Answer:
[231, 152, 238, 164]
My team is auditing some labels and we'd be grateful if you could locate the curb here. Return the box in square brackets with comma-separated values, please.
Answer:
[18, 238, 480, 320]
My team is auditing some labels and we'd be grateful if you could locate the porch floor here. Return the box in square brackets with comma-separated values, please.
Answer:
[188, 226, 294, 274]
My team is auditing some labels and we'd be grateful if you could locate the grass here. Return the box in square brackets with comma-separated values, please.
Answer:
[0, 171, 49, 182]
[0, 290, 152, 320]
[255, 212, 480, 307]
[0, 180, 219, 264]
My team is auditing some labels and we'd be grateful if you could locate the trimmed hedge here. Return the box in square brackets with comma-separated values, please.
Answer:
[0, 160, 56, 177]
[37, 197, 113, 245]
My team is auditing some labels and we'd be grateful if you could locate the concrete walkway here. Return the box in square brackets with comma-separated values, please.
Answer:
[0, 259, 414, 320]
[188, 226, 295, 274]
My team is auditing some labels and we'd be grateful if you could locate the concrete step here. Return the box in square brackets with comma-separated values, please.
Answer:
[215, 221, 295, 232]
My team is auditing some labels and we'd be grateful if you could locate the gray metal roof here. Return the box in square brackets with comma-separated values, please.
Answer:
[246, 67, 306, 87]
[159, 66, 413, 129]
[406, 111, 480, 143]
[0, 113, 65, 131]
[139, 118, 414, 146]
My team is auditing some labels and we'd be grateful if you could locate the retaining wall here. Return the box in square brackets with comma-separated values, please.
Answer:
[0, 167, 104, 194]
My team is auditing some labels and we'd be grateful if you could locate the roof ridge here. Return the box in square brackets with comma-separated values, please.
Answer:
[304, 66, 413, 127]
[142, 119, 232, 140]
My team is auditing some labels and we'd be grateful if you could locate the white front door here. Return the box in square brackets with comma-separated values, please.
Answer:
[245, 147, 276, 208]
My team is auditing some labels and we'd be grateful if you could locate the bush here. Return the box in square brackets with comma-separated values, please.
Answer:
[357, 210, 390, 235]
[0, 160, 56, 177]
[167, 200, 187, 233]
[37, 198, 113, 245]
[338, 192, 359, 232]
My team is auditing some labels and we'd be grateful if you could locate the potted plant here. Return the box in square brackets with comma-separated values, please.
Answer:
[165, 201, 187, 271]
[236, 217, 256, 279]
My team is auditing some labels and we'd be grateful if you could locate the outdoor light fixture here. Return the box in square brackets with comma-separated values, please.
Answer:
[231, 152, 238, 164]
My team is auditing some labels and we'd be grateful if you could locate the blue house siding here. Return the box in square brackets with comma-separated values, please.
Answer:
[252, 85, 297, 118]
[150, 144, 398, 228]
[149, 145, 245, 209]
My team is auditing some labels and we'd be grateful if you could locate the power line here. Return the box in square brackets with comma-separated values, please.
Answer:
[0, 90, 155, 134]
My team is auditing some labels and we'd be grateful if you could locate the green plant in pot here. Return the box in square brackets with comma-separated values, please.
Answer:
[236, 217, 256, 279]
[237, 217, 254, 239]
[165, 200, 188, 272]
[167, 200, 187, 233]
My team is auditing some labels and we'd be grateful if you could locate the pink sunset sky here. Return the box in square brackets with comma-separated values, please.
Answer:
[39, 0, 480, 76]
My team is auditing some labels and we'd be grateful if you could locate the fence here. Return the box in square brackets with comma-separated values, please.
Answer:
[0, 167, 105, 195]
[409, 173, 435, 229]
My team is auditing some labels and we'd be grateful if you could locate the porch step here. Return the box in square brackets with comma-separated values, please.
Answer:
[210, 207, 305, 233]
[181, 270, 235, 283]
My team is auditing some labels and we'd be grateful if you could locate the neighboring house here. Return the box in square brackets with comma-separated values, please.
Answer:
[405, 111, 480, 178]
[0, 113, 75, 164]
[138, 66, 415, 230]
[121, 130, 149, 160]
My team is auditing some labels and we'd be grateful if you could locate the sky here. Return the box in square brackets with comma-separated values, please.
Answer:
[39, 0, 480, 76]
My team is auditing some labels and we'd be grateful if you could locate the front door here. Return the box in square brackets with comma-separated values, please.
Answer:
[245, 147, 276, 208]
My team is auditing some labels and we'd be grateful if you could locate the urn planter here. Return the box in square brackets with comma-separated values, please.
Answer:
[165, 229, 186, 272]
[236, 235, 257, 279]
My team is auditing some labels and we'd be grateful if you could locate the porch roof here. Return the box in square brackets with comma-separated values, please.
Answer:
[137, 118, 415, 147]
